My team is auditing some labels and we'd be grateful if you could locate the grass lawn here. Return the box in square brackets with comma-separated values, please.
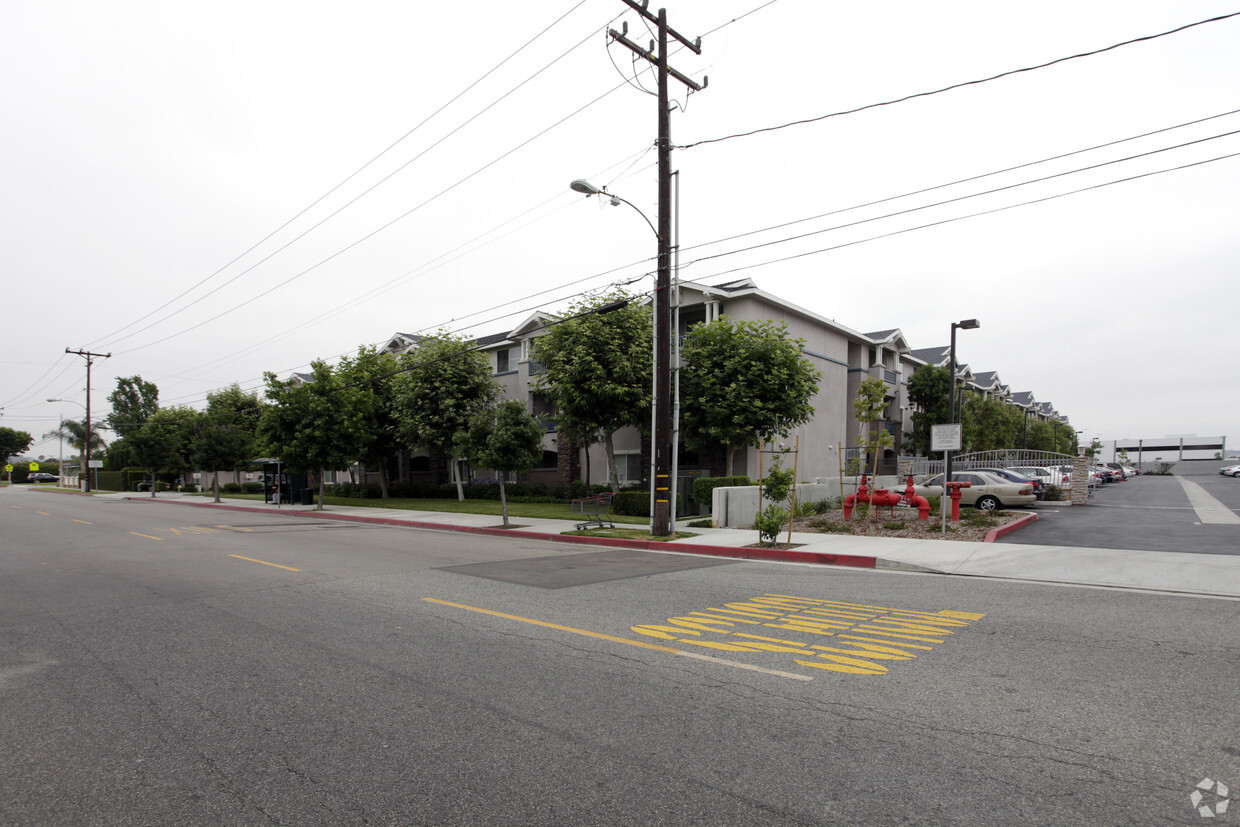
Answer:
[187, 491, 654, 525]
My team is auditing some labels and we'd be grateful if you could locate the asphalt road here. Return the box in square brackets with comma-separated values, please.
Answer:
[3, 487, 1238, 825]
[1000, 473, 1240, 554]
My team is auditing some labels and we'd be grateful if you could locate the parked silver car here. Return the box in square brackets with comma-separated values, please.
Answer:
[914, 471, 1037, 511]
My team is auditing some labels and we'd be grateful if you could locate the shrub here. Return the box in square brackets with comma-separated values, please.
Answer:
[753, 503, 789, 545]
[221, 482, 242, 494]
[241, 482, 263, 494]
[687, 519, 714, 528]
[807, 518, 852, 533]
[882, 520, 905, 531]
[179, 483, 198, 493]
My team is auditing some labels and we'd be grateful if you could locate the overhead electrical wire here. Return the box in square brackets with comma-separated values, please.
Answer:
[679, 11, 1240, 150]
[86, 0, 600, 351]
[681, 125, 1240, 266]
[688, 151, 1240, 284]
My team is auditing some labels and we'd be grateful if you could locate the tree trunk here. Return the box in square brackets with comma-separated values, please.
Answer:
[499, 476, 510, 528]
[452, 454, 465, 501]
[602, 431, 619, 492]
[377, 457, 390, 499]
[317, 469, 325, 511]
[149, 470, 156, 498]
[213, 470, 221, 503]
[725, 446, 735, 477]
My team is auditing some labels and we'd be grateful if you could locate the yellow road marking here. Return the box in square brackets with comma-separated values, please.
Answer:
[73, 519, 92, 525]
[130, 532, 163, 541]
[215, 525, 254, 532]
[424, 598, 812, 681]
[228, 554, 301, 572]
[36, 511, 51, 515]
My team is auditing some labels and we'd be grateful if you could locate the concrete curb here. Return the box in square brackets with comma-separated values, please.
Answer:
[121, 496, 878, 570]
[984, 512, 1038, 542]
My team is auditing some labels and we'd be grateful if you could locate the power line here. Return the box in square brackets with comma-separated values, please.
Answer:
[87, 0, 599, 351]
[688, 151, 1240, 282]
[679, 11, 1240, 150]
[682, 127, 1240, 268]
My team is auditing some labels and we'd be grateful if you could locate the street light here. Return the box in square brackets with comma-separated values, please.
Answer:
[571, 176, 674, 536]
[943, 319, 980, 519]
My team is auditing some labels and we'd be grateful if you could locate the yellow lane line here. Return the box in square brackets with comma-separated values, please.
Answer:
[228, 554, 301, 572]
[130, 532, 163, 541]
[423, 598, 813, 682]
[36, 511, 51, 515]
[73, 519, 92, 525]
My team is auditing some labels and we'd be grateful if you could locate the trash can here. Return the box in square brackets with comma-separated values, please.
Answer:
[299, 488, 313, 506]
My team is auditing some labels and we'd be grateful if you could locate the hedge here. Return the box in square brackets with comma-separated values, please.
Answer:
[324, 480, 603, 502]
[692, 476, 752, 512]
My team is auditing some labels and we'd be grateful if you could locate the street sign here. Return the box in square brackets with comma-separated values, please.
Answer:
[931, 424, 962, 452]
[4, 464, 11, 472]
[29, 461, 40, 471]
[88, 460, 104, 469]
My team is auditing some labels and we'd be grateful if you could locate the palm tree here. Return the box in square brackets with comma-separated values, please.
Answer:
[43, 419, 108, 480]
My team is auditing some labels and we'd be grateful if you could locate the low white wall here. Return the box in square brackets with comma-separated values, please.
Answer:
[711, 476, 910, 528]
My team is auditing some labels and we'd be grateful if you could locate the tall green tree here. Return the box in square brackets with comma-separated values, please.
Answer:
[960, 393, 1023, 453]
[0, 427, 34, 460]
[529, 292, 652, 491]
[128, 407, 201, 495]
[259, 360, 375, 511]
[455, 400, 545, 527]
[395, 334, 498, 501]
[194, 385, 263, 503]
[680, 318, 821, 476]
[106, 376, 160, 440]
[903, 364, 951, 457]
[338, 346, 401, 498]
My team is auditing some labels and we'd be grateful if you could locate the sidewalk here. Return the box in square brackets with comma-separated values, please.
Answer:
[114, 492, 1240, 599]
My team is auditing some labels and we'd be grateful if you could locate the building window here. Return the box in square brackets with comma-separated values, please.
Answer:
[496, 349, 509, 373]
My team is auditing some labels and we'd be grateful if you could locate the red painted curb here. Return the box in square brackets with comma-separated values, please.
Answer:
[984, 512, 1038, 542]
[123, 497, 877, 569]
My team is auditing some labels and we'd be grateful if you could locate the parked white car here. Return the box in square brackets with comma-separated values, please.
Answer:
[1009, 465, 1070, 487]
[1219, 464, 1240, 478]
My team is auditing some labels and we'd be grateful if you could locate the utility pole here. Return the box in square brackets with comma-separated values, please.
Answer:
[609, 2, 705, 536]
[66, 348, 110, 492]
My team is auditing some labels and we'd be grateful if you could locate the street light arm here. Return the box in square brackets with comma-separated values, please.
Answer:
[570, 179, 660, 241]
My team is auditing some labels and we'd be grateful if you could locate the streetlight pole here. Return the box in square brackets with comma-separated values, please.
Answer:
[64, 349, 109, 492]
[943, 317, 979, 494]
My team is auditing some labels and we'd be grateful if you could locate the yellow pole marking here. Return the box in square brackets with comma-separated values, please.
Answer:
[425, 598, 813, 681]
[228, 554, 301, 572]
[130, 532, 163, 541]
[73, 519, 92, 525]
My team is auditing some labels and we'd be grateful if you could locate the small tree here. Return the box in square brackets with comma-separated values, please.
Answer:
[395, 334, 498, 501]
[338, 346, 402, 498]
[259, 360, 375, 510]
[529, 291, 652, 491]
[903, 365, 951, 457]
[681, 318, 821, 476]
[455, 401, 545, 528]
[43, 419, 108, 487]
[853, 378, 894, 523]
[194, 385, 262, 502]
[753, 455, 795, 546]
[128, 407, 200, 495]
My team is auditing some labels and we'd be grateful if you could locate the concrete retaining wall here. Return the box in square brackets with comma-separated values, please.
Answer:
[711, 476, 909, 528]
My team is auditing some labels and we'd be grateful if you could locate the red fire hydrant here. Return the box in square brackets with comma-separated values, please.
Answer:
[944, 480, 972, 522]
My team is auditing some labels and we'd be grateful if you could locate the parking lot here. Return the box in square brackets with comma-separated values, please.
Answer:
[997, 470, 1240, 555]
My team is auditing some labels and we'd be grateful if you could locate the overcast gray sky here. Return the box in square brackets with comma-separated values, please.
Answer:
[4, 0, 1238, 459]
